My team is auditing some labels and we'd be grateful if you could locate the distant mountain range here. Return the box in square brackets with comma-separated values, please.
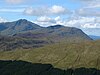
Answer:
[89, 35, 100, 40]
[0, 19, 92, 50]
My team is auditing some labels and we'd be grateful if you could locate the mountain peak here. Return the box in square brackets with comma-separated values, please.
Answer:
[17, 19, 28, 21]
[16, 19, 29, 23]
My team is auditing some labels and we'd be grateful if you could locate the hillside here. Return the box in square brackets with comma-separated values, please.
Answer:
[0, 35, 49, 51]
[0, 40, 100, 69]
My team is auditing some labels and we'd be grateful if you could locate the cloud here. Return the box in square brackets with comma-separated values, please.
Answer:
[82, 23, 100, 28]
[24, 5, 72, 16]
[65, 16, 100, 29]
[0, 17, 8, 23]
[6, 0, 24, 4]
[36, 16, 56, 23]
[34, 16, 66, 27]
[0, 8, 24, 13]
[35, 15, 100, 29]
[76, 8, 100, 17]
[74, 0, 100, 17]
[34, 16, 56, 27]
[49, 5, 70, 15]
[79, 0, 100, 8]
[54, 16, 66, 25]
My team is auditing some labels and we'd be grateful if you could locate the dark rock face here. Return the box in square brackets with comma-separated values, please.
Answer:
[0, 60, 99, 75]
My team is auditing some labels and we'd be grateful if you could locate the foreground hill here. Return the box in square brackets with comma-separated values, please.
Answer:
[0, 60, 100, 75]
[0, 40, 100, 69]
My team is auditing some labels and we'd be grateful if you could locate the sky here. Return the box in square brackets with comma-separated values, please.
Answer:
[0, 0, 100, 36]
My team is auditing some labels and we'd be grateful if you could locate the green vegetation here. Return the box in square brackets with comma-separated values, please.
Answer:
[0, 40, 100, 69]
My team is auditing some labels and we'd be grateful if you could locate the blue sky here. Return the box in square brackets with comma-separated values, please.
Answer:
[0, 0, 100, 36]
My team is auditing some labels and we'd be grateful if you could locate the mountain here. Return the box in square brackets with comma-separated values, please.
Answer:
[0, 19, 92, 41]
[0, 19, 92, 50]
[89, 35, 100, 40]
[0, 19, 42, 35]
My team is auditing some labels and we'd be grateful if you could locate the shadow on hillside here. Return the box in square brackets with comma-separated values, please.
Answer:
[0, 60, 100, 75]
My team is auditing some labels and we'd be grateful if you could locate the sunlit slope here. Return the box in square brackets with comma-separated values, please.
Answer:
[0, 40, 100, 69]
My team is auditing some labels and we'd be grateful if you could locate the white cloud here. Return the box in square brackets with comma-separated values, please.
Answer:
[34, 16, 56, 27]
[76, 8, 100, 17]
[75, 0, 100, 6]
[34, 16, 66, 27]
[82, 23, 100, 28]
[0, 17, 8, 23]
[37, 16, 56, 23]
[24, 5, 72, 16]
[49, 5, 69, 15]
[6, 0, 24, 4]
[55, 16, 61, 21]
[0, 8, 24, 13]
[74, 0, 100, 17]
[34, 15, 100, 29]
[54, 16, 65, 25]
[65, 16, 100, 29]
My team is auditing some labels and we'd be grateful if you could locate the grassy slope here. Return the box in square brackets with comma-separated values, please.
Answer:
[0, 40, 100, 69]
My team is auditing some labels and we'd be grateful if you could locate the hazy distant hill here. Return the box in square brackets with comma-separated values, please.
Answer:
[89, 35, 100, 40]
